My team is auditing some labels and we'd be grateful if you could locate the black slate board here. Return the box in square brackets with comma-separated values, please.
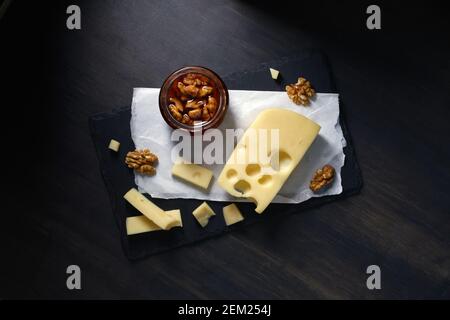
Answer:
[89, 51, 363, 260]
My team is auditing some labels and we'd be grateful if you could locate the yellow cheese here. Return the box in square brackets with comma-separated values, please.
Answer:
[172, 163, 213, 190]
[126, 210, 182, 235]
[218, 109, 320, 213]
[192, 202, 215, 227]
[123, 188, 179, 230]
[165, 209, 183, 227]
[108, 139, 120, 152]
[126, 215, 159, 235]
[269, 68, 279, 80]
[222, 203, 244, 226]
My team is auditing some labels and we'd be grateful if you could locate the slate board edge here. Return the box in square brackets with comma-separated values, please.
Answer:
[89, 113, 131, 258]
[88, 52, 363, 259]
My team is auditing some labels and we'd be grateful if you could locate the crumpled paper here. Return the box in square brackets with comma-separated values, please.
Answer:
[130, 88, 346, 203]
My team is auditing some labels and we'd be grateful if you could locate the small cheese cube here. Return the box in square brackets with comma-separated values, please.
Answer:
[269, 68, 279, 80]
[223, 203, 244, 226]
[123, 188, 179, 230]
[172, 163, 213, 190]
[108, 139, 120, 152]
[126, 210, 182, 235]
[192, 202, 215, 227]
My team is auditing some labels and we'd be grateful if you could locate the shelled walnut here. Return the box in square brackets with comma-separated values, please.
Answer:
[125, 149, 158, 176]
[168, 73, 218, 125]
[309, 164, 335, 192]
[286, 77, 316, 106]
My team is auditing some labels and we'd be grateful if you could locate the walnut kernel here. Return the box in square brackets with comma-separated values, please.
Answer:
[310, 164, 335, 192]
[125, 149, 158, 176]
[286, 77, 316, 106]
[168, 73, 216, 125]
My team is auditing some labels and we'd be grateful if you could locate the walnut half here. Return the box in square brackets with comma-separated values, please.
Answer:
[310, 164, 335, 192]
[125, 149, 158, 176]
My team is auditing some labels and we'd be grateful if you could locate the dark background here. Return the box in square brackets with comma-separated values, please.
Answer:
[1, 0, 449, 299]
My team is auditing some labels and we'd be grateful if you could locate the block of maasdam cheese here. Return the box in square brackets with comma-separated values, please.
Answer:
[192, 202, 215, 227]
[126, 210, 182, 235]
[218, 108, 320, 213]
[123, 188, 179, 230]
[222, 203, 244, 226]
[172, 163, 213, 190]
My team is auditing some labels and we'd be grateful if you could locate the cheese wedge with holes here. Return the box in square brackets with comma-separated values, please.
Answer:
[126, 210, 182, 235]
[123, 188, 179, 230]
[192, 202, 215, 227]
[223, 203, 244, 226]
[218, 109, 320, 213]
[172, 163, 213, 190]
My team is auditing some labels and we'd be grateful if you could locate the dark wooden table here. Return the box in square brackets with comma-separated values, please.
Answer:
[1, 1, 449, 299]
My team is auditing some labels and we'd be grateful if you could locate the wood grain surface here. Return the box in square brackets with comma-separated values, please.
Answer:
[0, 0, 449, 299]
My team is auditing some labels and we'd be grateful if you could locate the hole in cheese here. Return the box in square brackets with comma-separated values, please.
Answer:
[234, 179, 251, 195]
[248, 197, 259, 207]
[270, 150, 292, 171]
[279, 151, 292, 170]
[245, 164, 261, 176]
[226, 169, 238, 179]
[258, 175, 272, 185]
[192, 171, 201, 178]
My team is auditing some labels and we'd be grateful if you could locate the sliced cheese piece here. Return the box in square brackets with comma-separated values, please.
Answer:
[166, 209, 183, 227]
[192, 202, 215, 227]
[123, 188, 178, 230]
[108, 139, 120, 152]
[269, 68, 279, 80]
[217, 109, 320, 213]
[223, 203, 244, 226]
[126, 209, 182, 235]
[172, 163, 213, 190]
[126, 215, 160, 235]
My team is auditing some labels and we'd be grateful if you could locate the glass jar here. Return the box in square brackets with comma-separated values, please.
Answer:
[159, 66, 229, 134]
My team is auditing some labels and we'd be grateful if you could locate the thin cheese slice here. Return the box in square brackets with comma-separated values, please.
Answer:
[223, 203, 244, 226]
[126, 215, 159, 235]
[123, 188, 178, 230]
[172, 163, 213, 190]
[218, 109, 320, 213]
[269, 68, 279, 80]
[126, 210, 182, 235]
[192, 202, 215, 227]
[108, 139, 120, 152]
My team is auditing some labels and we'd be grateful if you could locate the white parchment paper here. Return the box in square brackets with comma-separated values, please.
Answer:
[130, 88, 346, 203]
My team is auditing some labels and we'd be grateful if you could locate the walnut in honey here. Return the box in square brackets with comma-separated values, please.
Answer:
[168, 73, 218, 125]
[310, 164, 335, 192]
